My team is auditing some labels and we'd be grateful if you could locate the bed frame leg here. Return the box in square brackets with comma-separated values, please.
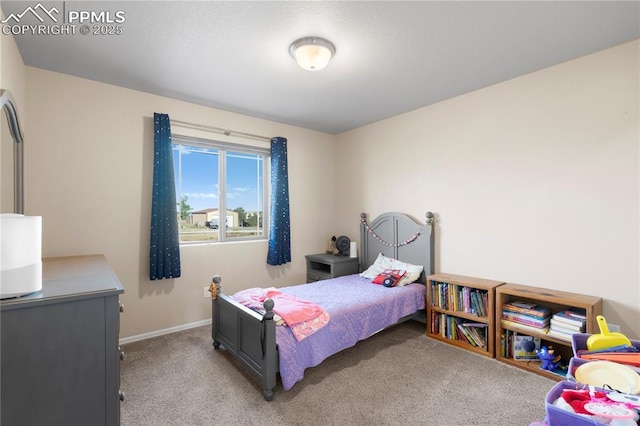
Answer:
[263, 389, 275, 401]
[262, 298, 277, 401]
[211, 275, 222, 349]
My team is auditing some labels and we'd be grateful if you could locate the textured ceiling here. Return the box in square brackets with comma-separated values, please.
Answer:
[2, 1, 639, 134]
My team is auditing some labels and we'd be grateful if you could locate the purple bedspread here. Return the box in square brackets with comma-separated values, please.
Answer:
[276, 274, 426, 390]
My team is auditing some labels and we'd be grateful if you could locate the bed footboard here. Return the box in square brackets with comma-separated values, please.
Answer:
[210, 276, 278, 401]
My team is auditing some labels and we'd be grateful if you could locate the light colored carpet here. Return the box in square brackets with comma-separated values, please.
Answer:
[121, 321, 556, 425]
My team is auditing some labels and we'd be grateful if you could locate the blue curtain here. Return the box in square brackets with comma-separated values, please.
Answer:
[150, 113, 181, 280]
[267, 137, 291, 265]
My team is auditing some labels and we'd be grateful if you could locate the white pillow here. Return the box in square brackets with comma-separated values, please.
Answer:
[360, 253, 423, 286]
[360, 253, 391, 279]
[390, 259, 423, 286]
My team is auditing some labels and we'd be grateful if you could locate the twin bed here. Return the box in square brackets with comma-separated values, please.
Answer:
[210, 211, 435, 400]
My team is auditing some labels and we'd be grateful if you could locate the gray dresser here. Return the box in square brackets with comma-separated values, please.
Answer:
[0, 255, 125, 426]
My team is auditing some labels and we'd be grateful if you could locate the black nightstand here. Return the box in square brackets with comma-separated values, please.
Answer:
[305, 253, 359, 282]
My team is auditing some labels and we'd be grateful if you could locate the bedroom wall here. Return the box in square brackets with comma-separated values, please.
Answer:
[0, 14, 27, 212]
[334, 40, 640, 339]
[23, 67, 337, 338]
[1, 13, 28, 163]
[0, 10, 27, 117]
[14, 37, 640, 341]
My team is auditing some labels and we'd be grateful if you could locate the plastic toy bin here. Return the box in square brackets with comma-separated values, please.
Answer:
[544, 380, 607, 426]
[570, 333, 640, 378]
[571, 333, 640, 358]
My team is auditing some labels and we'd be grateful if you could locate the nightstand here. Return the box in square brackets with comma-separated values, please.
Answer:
[305, 253, 359, 282]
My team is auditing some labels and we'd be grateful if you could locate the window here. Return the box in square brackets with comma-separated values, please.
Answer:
[172, 135, 269, 243]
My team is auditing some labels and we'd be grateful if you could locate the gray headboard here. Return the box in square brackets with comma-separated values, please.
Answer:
[359, 212, 435, 284]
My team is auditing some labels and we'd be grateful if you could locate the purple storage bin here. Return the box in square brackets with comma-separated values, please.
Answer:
[571, 334, 591, 357]
[544, 380, 607, 426]
[570, 333, 640, 375]
[571, 333, 640, 357]
[568, 355, 640, 385]
[567, 357, 588, 382]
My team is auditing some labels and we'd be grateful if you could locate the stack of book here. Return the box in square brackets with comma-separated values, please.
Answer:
[431, 313, 488, 348]
[430, 282, 488, 317]
[456, 321, 488, 348]
[547, 309, 587, 341]
[501, 300, 551, 334]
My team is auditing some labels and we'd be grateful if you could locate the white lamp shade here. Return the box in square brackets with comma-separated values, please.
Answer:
[1, 214, 42, 298]
[290, 37, 335, 71]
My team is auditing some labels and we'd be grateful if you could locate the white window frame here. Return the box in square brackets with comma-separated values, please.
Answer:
[172, 133, 270, 244]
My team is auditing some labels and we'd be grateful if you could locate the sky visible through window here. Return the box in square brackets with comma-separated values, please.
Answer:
[173, 145, 263, 214]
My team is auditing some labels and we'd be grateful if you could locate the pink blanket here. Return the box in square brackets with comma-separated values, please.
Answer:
[232, 287, 330, 341]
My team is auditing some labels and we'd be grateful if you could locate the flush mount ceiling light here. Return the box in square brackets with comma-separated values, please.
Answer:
[289, 37, 336, 71]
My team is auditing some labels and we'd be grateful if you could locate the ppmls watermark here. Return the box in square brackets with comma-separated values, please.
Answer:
[1, 2, 126, 36]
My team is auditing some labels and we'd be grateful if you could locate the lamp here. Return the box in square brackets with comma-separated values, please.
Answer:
[289, 37, 335, 71]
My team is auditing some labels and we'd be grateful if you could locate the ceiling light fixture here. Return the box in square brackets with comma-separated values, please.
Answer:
[289, 37, 336, 71]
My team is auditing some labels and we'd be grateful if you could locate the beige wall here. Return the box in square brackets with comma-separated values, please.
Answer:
[1, 12, 27, 212]
[19, 38, 640, 340]
[335, 40, 640, 338]
[0, 11, 27, 118]
[24, 67, 337, 338]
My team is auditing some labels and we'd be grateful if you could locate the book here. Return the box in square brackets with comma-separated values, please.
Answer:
[546, 329, 573, 342]
[433, 283, 489, 317]
[468, 327, 487, 348]
[550, 318, 585, 333]
[461, 322, 488, 348]
[510, 301, 536, 309]
[549, 326, 580, 338]
[513, 333, 541, 360]
[456, 323, 473, 345]
[502, 312, 549, 327]
[558, 308, 587, 319]
[501, 319, 549, 335]
[503, 305, 550, 316]
[553, 309, 586, 319]
[500, 333, 507, 357]
[461, 322, 489, 328]
[502, 302, 551, 318]
[552, 310, 587, 328]
[502, 311, 549, 330]
[455, 320, 487, 348]
[475, 291, 488, 316]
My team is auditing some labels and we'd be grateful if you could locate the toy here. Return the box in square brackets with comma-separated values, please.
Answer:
[560, 388, 638, 419]
[326, 235, 336, 254]
[586, 315, 632, 351]
[209, 275, 221, 300]
[537, 345, 561, 371]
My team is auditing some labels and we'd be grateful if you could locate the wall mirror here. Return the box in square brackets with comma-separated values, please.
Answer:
[1, 89, 24, 214]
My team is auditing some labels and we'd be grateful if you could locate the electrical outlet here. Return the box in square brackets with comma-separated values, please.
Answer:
[203, 286, 210, 298]
[608, 323, 621, 333]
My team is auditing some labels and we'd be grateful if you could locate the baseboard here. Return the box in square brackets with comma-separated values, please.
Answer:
[119, 319, 210, 345]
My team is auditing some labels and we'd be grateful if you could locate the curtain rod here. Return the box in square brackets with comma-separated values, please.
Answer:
[170, 119, 272, 142]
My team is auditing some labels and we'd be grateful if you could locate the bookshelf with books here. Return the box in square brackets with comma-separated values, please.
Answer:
[427, 273, 504, 358]
[495, 283, 603, 381]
